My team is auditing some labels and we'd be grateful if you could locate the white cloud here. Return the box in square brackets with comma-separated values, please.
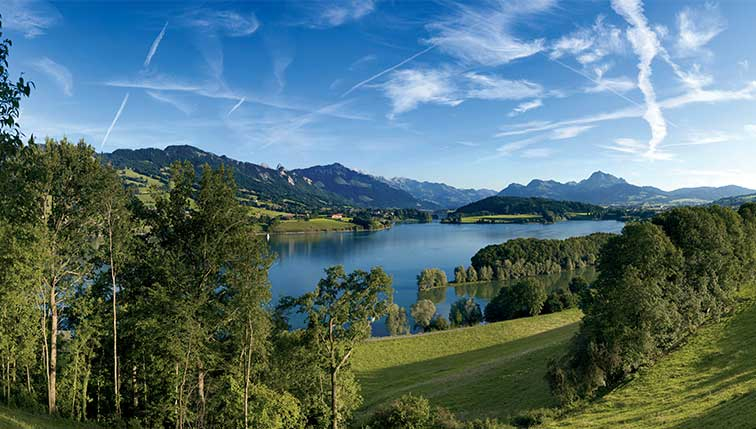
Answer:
[30, 57, 72, 96]
[550, 15, 625, 65]
[426, 0, 553, 66]
[665, 130, 734, 147]
[612, 0, 667, 158]
[380, 68, 461, 118]
[496, 136, 543, 156]
[0, 0, 61, 38]
[585, 76, 636, 94]
[349, 54, 377, 70]
[144, 22, 168, 67]
[601, 137, 674, 160]
[101, 93, 130, 150]
[182, 9, 259, 37]
[550, 125, 593, 140]
[509, 99, 543, 117]
[319, 0, 374, 27]
[342, 45, 435, 97]
[145, 90, 193, 115]
[676, 3, 725, 57]
[464, 72, 542, 101]
[227, 97, 245, 116]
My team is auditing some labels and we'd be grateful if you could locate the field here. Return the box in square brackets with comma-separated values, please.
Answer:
[0, 406, 100, 429]
[352, 309, 583, 420]
[460, 214, 542, 224]
[271, 218, 359, 233]
[549, 293, 756, 429]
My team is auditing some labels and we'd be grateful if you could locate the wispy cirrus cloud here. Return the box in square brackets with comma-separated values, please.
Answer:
[145, 90, 193, 115]
[101, 93, 129, 150]
[182, 9, 259, 37]
[612, 0, 667, 158]
[380, 68, 544, 117]
[426, 0, 553, 66]
[675, 3, 725, 58]
[550, 15, 625, 65]
[144, 22, 168, 67]
[31, 57, 72, 96]
[509, 99, 543, 117]
[0, 0, 61, 38]
[380, 68, 462, 118]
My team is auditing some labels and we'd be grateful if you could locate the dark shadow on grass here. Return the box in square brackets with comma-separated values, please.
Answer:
[357, 322, 580, 420]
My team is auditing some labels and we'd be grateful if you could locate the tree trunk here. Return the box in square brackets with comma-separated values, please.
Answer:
[109, 220, 120, 416]
[244, 322, 253, 429]
[132, 365, 138, 409]
[49, 286, 57, 414]
[330, 368, 338, 429]
[198, 370, 206, 429]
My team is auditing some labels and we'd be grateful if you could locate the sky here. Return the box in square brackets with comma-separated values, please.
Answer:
[3, 0, 756, 191]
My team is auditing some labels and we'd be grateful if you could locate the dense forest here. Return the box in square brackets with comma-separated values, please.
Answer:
[447, 196, 603, 223]
[469, 233, 614, 280]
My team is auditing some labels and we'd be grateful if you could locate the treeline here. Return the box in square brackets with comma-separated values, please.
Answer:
[452, 196, 602, 218]
[547, 205, 756, 403]
[470, 233, 614, 280]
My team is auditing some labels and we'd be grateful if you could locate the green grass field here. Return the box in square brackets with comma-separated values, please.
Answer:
[353, 309, 583, 420]
[460, 214, 542, 224]
[548, 293, 756, 429]
[271, 218, 359, 233]
[0, 406, 101, 429]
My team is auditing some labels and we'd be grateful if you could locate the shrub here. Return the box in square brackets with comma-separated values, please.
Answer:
[454, 265, 467, 283]
[417, 268, 448, 291]
[484, 280, 547, 322]
[449, 298, 483, 327]
[410, 299, 436, 332]
[428, 315, 450, 331]
[367, 394, 431, 429]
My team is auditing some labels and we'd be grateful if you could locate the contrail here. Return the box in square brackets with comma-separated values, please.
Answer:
[101, 93, 130, 150]
[227, 97, 245, 116]
[144, 22, 168, 67]
[341, 44, 436, 97]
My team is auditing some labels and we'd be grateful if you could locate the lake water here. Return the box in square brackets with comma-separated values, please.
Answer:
[268, 220, 624, 335]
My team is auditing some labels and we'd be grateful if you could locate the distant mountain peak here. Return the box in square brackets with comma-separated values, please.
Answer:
[581, 171, 627, 187]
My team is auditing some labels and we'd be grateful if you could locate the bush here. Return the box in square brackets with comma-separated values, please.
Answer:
[466, 266, 478, 282]
[367, 394, 431, 429]
[417, 268, 448, 291]
[449, 298, 483, 327]
[428, 314, 450, 331]
[410, 299, 436, 332]
[484, 280, 547, 323]
[387, 304, 410, 336]
[454, 265, 467, 283]
[511, 408, 557, 428]
[541, 288, 577, 314]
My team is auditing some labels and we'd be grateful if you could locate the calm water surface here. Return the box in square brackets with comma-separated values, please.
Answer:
[268, 220, 624, 335]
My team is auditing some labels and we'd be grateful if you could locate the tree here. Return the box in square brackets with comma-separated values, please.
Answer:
[547, 222, 686, 403]
[478, 266, 493, 281]
[428, 315, 450, 332]
[484, 280, 547, 322]
[410, 300, 436, 332]
[416, 268, 447, 291]
[0, 16, 33, 163]
[386, 304, 410, 336]
[449, 298, 482, 327]
[287, 265, 393, 429]
[466, 266, 478, 282]
[454, 266, 467, 283]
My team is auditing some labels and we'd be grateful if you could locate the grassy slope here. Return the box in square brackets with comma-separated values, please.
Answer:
[271, 218, 358, 233]
[548, 294, 756, 429]
[0, 406, 101, 429]
[353, 309, 583, 420]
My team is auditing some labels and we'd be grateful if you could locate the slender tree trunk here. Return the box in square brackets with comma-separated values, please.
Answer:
[198, 370, 206, 429]
[81, 359, 91, 421]
[330, 368, 338, 429]
[131, 365, 138, 409]
[244, 322, 253, 429]
[108, 219, 120, 416]
[25, 364, 31, 394]
[49, 286, 57, 414]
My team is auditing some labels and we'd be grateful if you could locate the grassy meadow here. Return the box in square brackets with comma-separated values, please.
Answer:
[352, 309, 583, 420]
[548, 293, 756, 429]
[0, 406, 101, 429]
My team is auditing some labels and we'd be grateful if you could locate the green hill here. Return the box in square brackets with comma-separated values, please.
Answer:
[352, 309, 583, 421]
[450, 196, 603, 224]
[548, 292, 756, 429]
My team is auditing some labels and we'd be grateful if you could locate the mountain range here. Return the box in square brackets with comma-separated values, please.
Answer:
[102, 146, 754, 211]
[499, 171, 754, 206]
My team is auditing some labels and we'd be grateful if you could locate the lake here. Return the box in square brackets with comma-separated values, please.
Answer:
[268, 220, 624, 335]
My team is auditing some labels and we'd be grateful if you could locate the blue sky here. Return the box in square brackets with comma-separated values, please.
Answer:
[4, 0, 756, 191]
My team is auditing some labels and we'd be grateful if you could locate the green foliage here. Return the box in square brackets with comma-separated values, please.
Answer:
[545, 207, 755, 404]
[410, 300, 436, 332]
[485, 280, 548, 323]
[428, 315, 450, 332]
[478, 266, 494, 281]
[449, 298, 483, 327]
[417, 268, 448, 291]
[452, 196, 602, 219]
[471, 233, 613, 280]
[386, 304, 410, 336]
[454, 266, 467, 283]
[466, 266, 478, 282]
